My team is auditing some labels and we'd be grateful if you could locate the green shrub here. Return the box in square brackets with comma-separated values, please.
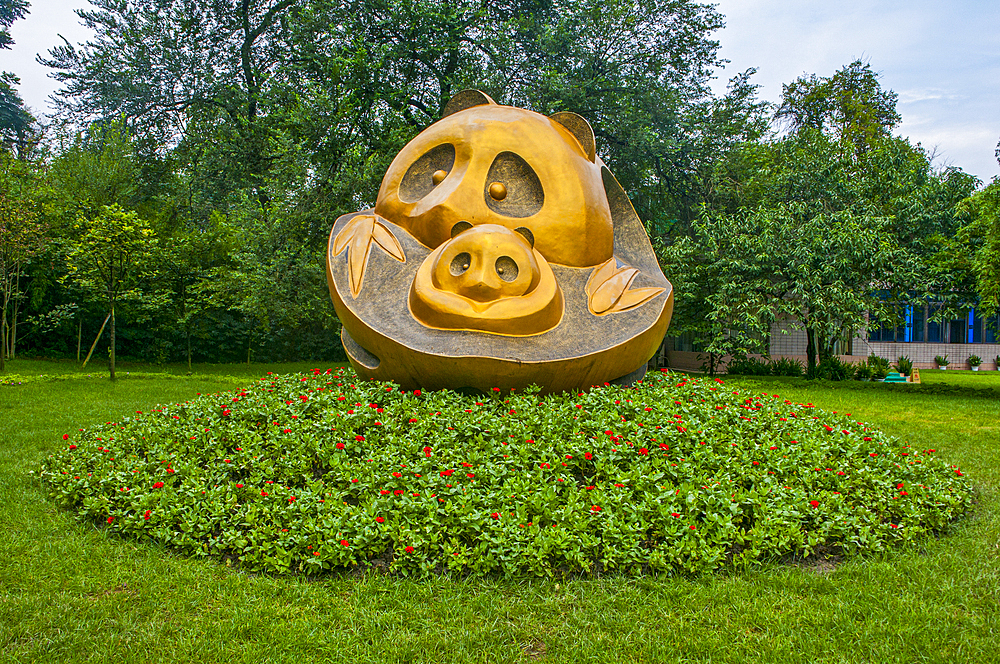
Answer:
[768, 357, 805, 377]
[854, 362, 875, 381]
[725, 356, 770, 376]
[896, 356, 913, 377]
[813, 356, 856, 381]
[39, 368, 973, 577]
[968, 355, 982, 367]
[934, 355, 949, 368]
[867, 354, 891, 380]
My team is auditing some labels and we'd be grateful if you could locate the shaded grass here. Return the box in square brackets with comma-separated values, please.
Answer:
[2, 361, 999, 663]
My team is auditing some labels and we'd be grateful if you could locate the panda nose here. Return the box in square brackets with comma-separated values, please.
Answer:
[452, 252, 504, 302]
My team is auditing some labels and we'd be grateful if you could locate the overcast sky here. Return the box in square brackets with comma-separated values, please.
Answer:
[5, 0, 1000, 183]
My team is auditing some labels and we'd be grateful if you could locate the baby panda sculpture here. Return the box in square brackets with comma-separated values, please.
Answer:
[326, 90, 673, 393]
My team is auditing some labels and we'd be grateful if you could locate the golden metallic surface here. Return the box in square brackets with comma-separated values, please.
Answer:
[326, 91, 674, 393]
[374, 103, 614, 268]
[488, 181, 507, 201]
[409, 224, 563, 335]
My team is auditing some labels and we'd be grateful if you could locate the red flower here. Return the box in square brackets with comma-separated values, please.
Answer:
[261, 490, 269, 496]
[340, 539, 349, 547]
[351, 478, 359, 483]
[107, 516, 114, 524]
[423, 446, 432, 457]
[166, 468, 175, 474]
[414, 390, 422, 396]
[69, 445, 77, 450]
[288, 497, 296, 503]
[491, 512, 500, 520]
[236, 483, 244, 488]
[671, 512, 680, 518]
[380, 489, 390, 495]
[152, 481, 164, 489]
[313, 551, 320, 556]
[283, 429, 291, 433]
[393, 490, 404, 495]
[584, 452, 593, 460]
[355, 435, 365, 442]
[336, 442, 345, 450]
[143, 510, 151, 521]
[809, 500, 819, 508]
[375, 516, 385, 523]
[392, 472, 402, 478]
[466, 473, 475, 478]
[637, 448, 648, 455]
[62, 434, 69, 440]
[404, 546, 415, 553]
[440, 469, 454, 477]
[689, 525, 696, 530]
[590, 505, 601, 512]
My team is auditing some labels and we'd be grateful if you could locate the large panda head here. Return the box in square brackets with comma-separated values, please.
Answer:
[374, 91, 614, 269]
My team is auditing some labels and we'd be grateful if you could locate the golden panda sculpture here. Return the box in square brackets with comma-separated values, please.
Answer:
[325, 90, 673, 393]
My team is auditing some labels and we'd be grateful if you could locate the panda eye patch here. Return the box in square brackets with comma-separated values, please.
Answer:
[484, 152, 542, 218]
[399, 143, 456, 203]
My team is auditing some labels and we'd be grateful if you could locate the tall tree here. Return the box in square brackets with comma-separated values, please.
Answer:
[63, 204, 157, 379]
[0, 0, 35, 156]
[0, 187, 46, 371]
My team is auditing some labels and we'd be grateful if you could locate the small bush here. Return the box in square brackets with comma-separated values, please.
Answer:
[768, 357, 805, 377]
[934, 355, 949, 368]
[968, 355, 982, 367]
[896, 356, 913, 377]
[39, 368, 973, 578]
[867, 354, 891, 380]
[854, 363, 875, 381]
[725, 356, 770, 376]
[813, 356, 856, 381]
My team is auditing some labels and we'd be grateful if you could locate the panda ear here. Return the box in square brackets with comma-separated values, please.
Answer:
[451, 221, 473, 237]
[514, 227, 535, 248]
[442, 90, 496, 118]
[550, 111, 596, 162]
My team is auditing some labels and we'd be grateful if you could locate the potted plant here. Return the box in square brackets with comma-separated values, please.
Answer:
[996, 355, 1000, 371]
[896, 355, 913, 377]
[968, 355, 982, 371]
[934, 354, 949, 370]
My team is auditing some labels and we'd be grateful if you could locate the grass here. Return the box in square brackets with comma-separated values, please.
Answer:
[2, 359, 999, 662]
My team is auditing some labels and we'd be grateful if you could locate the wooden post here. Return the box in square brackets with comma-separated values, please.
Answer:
[82, 313, 111, 368]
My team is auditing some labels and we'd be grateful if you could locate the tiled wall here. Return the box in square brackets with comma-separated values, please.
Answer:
[663, 317, 1000, 371]
[856, 341, 1000, 370]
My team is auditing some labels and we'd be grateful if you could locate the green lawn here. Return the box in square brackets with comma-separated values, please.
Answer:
[2, 360, 998, 663]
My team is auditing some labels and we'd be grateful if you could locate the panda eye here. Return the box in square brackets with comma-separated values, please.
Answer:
[484, 152, 542, 218]
[399, 144, 456, 203]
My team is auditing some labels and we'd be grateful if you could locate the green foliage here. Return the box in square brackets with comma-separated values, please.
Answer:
[935, 355, 950, 367]
[768, 357, 805, 377]
[968, 355, 982, 367]
[854, 362, 874, 382]
[866, 354, 892, 381]
[896, 356, 913, 377]
[725, 356, 770, 376]
[39, 368, 973, 577]
[812, 356, 856, 382]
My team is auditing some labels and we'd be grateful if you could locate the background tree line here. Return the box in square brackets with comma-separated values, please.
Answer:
[1, 0, 997, 375]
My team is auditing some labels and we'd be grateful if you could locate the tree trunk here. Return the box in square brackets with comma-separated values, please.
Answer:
[0, 307, 6, 372]
[806, 327, 817, 376]
[109, 306, 116, 381]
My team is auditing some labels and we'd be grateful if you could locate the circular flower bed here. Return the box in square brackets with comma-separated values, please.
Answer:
[39, 368, 972, 576]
